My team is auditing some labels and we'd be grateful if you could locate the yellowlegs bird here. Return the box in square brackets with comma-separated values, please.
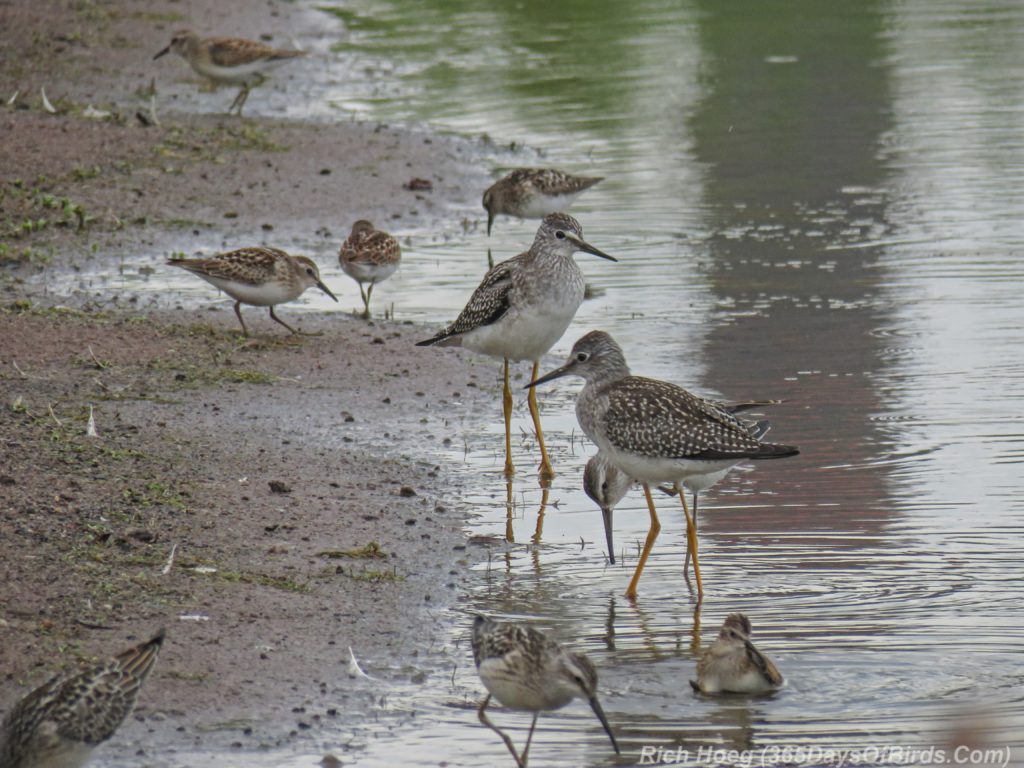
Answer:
[471, 615, 619, 767]
[587, 405, 778, 573]
[530, 331, 798, 600]
[338, 220, 401, 319]
[169, 246, 337, 336]
[154, 30, 306, 115]
[483, 169, 603, 236]
[690, 613, 783, 693]
[416, 213, 616, 481]
[0, 629, 164, 768]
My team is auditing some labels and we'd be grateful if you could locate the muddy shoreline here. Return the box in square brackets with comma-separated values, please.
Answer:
[1, 0, 498, 762]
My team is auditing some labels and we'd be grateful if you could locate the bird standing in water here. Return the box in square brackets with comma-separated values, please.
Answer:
[691, 613, 783, 693]
[530, 331, 798, 599]
[416, 213, 616, 482]
[471, 615, 620, 766]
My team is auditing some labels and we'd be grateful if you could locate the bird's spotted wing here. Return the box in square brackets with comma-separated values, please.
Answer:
[522, 168, 602, 196]
[417, 255, 523, 345]
[207, 38, 284, 67]
[603, 377, 765, 460]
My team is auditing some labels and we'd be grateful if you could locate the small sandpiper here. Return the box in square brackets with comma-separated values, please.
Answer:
[471, 615, 620, 767]
[0, 629, 164, 768]
[169, 246, 338, 336]
[338, 220, 401, 319]
[691, 613, 783, 694]
[416, 213, 616, 481]
[529, 331, 798, 600]
[154, 30, 306, 115]
[483, 168, 603, 236]
[583, 451, 633, 564]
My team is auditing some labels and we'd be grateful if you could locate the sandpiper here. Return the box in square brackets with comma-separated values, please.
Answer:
[338, 220, 401, 319]
[529, 331, 798, 600]
[0, 629, 165, 768]
[416, 213, 616, 481]
[483, 169, 603, 236]
[471, 615, 619, 767]
[153, 30, 306, 115]
[169, 246, 338, 336]
[583, 451, 633, 564]
[690, 613, 783, 694]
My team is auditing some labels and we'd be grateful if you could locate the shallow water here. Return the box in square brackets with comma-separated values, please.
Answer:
[84, 0, 1024, 764]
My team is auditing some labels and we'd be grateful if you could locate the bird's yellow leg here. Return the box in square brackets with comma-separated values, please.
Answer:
[683, 491, 698, 581]
[625, 483, 662, 599]
[675, 482, 703, 601]
[528, 361, 554, 482]
[503, 359, 515, 478]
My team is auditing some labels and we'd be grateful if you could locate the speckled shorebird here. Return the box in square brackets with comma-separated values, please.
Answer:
[586, 405, 779, 573]
[471, 615, 619, 767]
[0, 630, 164, 768]
[169, 246, 337, 336]
[338, 220, 401, 319]
[154, 30, 306, 115]
[416, 213, 616, 481]
[530, 331, 798, 600]
[483, 169, 603, 236]
[690, 613, 783, 694]
[583, 451, 633, 564]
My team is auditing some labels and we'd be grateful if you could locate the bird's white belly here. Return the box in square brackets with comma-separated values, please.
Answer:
[342, 260, 398, 284]
[203, 276, 299, 306]
[683, 463, 742, 493]
[704, 667, 775, 694]
[519, 192, 581, 218]
[600, 445, 739, 487]
[192, 59, 286, 85]
[479, 664, 573, 711]
[463, 304, 578, 362]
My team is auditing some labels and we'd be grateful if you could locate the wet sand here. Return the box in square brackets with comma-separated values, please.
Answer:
[0, 0, 494, 761]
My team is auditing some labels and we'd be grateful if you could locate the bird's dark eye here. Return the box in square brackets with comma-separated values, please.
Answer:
[575, 352, 589, 362]
[555, 230, 566, 240]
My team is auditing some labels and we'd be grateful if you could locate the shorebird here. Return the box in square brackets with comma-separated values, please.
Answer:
[416, 213, 616, 481]
[471, 615, 619, 767]
[483, 169, 603, 236]
[338, 220, 401, 319]
[583, 451, 632, 564]
[529, 331, 798, 600]
[0, 629, 165, 768]
[169, 246, 337, 336]
[690, 613, 783, 694]
[586, 405, 778, 573]
[154, 30, 306, 115]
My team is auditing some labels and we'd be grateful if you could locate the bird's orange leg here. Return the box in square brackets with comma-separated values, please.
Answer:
[503, 359, 515, 478]
[625, 483, 662, 599]
[528, 361, 554, 482]
[675, 482, 703, 601]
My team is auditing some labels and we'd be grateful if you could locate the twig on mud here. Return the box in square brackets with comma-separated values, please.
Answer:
[75, 618, 115, 630]
[161, 542, 178, 575]
[47, 404, 62, 427]
[85, 405, 98, 437]
[87, 345, 109, 370]
[12, 361, 46, 380]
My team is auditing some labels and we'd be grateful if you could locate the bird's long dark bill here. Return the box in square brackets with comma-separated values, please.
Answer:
[568, 235, 617, 262]
[153, 46, 171, 60]
[486, 211, 495, 236]
[317, 281, 339, 302]
[602, 506, 616, 564]
[524, 362, 573, 389]
[589, 696, 621, 753]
